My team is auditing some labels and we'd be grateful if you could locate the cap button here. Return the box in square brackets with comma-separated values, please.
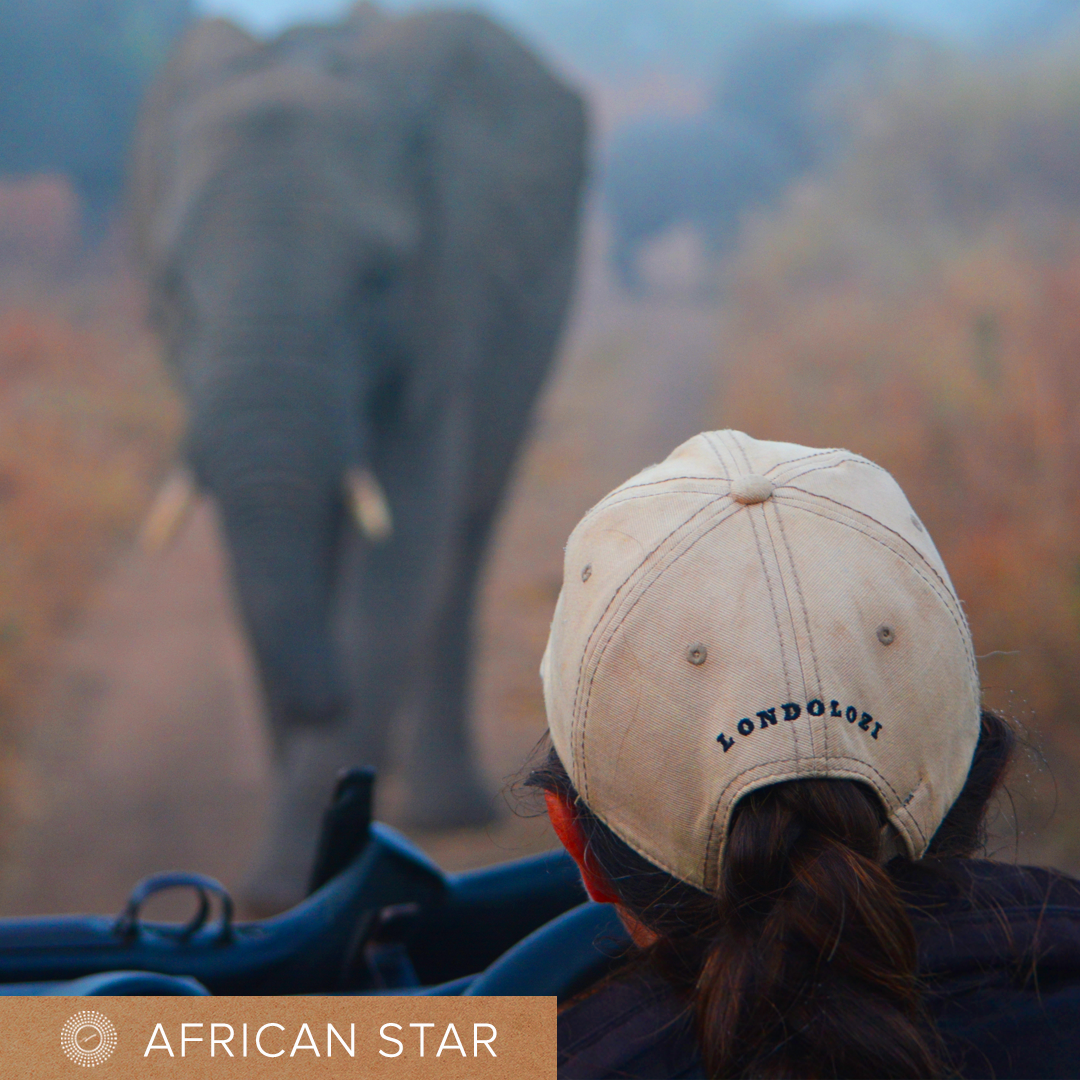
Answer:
[730, 474, 774, 505]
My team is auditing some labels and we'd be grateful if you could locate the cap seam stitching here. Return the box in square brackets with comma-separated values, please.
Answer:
[745, 503, 797, 724]
[778, 502, 827, 757]
[619, 474, 732, 489]
[572, 494, 731, 798]
[778, 490, 960, 608]
[769, 453, 890, 487]
[576, 495, 734, 767]
[702, 430, 733, 472]
[729, 430, 755, 474]
[763, 446, 854, 482]
[776, 498, 976, 684]
[773, 500, 824, 759]
[781, 482, 957, 603]
[587, 485, 734, 510]
[758, 502, 805, 761]
[569, 477, 732, 532]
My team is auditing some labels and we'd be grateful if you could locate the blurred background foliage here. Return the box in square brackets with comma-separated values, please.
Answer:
[3, 0, 1080, 878]
[714, 38, 1080, 861]
[0, 0, 191, 230]
[0, 0, 192, 772]
[0, 281, 181, 739]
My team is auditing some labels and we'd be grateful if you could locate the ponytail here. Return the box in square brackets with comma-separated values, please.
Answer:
[694, 780, 939, 1077]
[527, 710, 1015, 1079]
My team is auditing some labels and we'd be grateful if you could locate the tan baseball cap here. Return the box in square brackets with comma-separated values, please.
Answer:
[540, 430, 981, 893]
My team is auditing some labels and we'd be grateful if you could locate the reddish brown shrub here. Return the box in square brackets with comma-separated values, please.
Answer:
[0, 284, 181, 741]
[715, 39, 1080, 862]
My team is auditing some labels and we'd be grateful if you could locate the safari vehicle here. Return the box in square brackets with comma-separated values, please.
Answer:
[0, 770, 627, 998]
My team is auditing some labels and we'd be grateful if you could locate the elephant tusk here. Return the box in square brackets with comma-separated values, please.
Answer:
[346, 467, 393, 542]
[139, 469, 198, 553]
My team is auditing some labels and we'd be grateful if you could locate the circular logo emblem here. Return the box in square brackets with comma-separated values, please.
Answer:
[60, 1011, 117, 1067]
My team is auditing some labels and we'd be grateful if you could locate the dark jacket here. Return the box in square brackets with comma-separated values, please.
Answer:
[557, 860, 1080, 1079]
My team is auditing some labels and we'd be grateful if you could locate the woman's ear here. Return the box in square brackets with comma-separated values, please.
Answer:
[545, 791, 622, 905]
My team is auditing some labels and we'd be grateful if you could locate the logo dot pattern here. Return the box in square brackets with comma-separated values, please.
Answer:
[60, 1011, 117, 1068]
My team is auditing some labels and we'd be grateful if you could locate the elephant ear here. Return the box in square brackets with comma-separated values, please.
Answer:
[367, 11, 587, 315]
[130, 18, 260, 279]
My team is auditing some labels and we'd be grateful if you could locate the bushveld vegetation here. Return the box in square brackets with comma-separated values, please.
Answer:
[0, 180, 180, 761]
[5, 30, 1080, 871]
[715, 38, 1080, 863]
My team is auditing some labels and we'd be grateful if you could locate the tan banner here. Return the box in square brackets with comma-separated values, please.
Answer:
[0, 996, 554, 1078]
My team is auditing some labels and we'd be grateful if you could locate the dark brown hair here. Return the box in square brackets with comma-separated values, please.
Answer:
[528, 709, 1015, 1079]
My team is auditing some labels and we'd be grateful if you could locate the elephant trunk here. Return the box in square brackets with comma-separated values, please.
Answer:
[187, 346, 378, 731]
[218, 478, 344, 728]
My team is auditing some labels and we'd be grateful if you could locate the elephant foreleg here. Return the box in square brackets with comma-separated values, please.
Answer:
[242, 563, 410, 914]
[243, 723, 364, 915]
[395, 559, 494, 830]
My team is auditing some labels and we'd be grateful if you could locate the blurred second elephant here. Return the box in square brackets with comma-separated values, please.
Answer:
[603, 112, 794, 293]
[132, 8, 586, 911]
[603, 19, 937, 292]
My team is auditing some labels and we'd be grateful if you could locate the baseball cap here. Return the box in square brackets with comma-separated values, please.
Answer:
[540, 430, 981, 893]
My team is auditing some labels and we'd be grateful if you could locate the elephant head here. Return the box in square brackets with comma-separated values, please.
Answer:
[137, 18, 422, 733]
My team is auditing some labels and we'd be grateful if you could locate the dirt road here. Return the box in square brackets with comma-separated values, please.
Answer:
[0, 216, 722, 917]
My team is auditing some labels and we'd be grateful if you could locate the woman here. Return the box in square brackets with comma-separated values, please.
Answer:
[530, 430, 1080, 1079]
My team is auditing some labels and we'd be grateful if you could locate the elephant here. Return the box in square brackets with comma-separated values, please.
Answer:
[602, 19, 937, 292]
[130, 7, 587, 912]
